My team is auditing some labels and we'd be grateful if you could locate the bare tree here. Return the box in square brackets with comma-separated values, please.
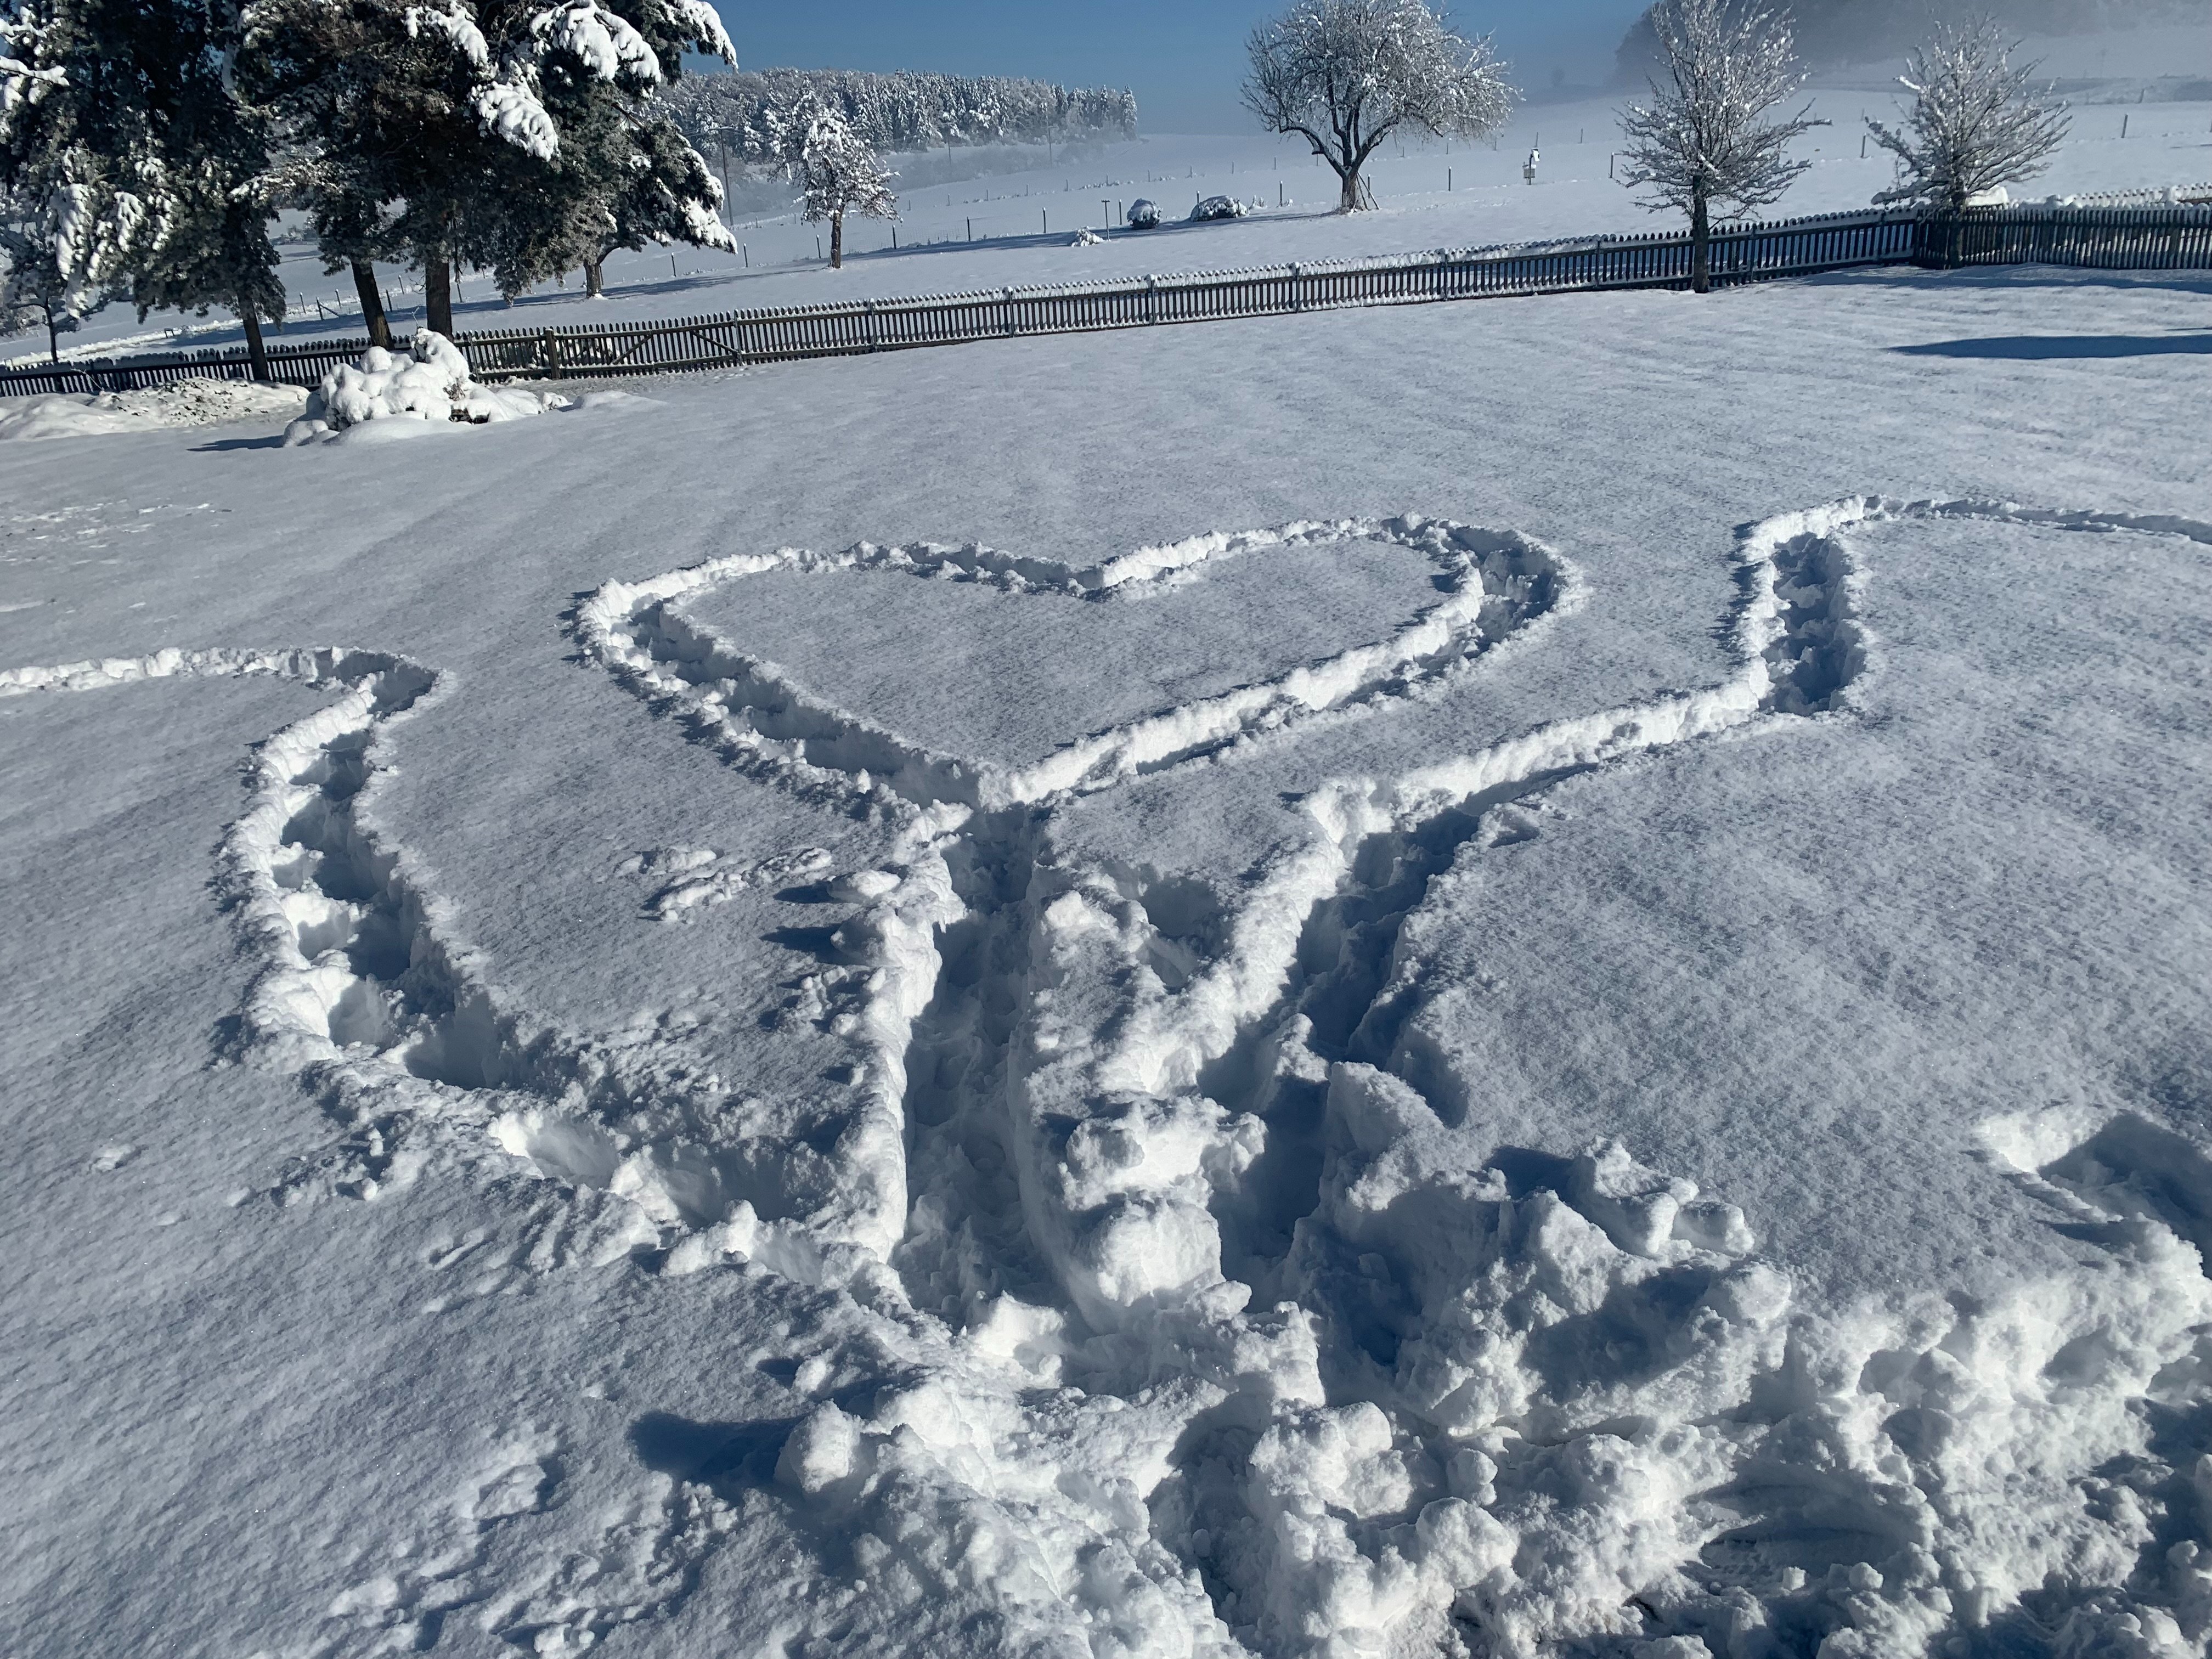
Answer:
[1616, 0, 1822, 292]
[1243, 0, 1514, 214]
[1867, 19, 2068, 213]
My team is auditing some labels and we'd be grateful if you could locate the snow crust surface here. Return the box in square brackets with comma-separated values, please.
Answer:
[3, 263, 2210, 1659]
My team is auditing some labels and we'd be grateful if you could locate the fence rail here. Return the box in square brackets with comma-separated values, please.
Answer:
[6, 201, 2209, 400]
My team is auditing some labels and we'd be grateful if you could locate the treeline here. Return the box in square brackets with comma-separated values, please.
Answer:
[663, 70, 1138, 170]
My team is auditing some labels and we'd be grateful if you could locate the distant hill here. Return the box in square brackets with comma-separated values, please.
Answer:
[1612, 0, 2211, 81]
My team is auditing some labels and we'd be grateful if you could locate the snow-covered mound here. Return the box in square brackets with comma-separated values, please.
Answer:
[285, 329, 566, 444]
[1190, 193, 1251, 221]
[0, 377, 307, 441]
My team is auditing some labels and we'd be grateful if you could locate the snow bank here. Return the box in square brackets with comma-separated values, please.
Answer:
[284, 329, 567, 444]
[0, 376, 307, 441]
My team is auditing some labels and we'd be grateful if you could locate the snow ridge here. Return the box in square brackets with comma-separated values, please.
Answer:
[572, 516, 1568, 812]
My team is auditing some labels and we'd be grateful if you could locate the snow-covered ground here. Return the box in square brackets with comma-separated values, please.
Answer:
[12, 62, 2211, 368]
[4, 254, 2210, 1656]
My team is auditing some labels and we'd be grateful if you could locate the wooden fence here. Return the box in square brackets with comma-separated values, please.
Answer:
[5, 201, 2208, 399]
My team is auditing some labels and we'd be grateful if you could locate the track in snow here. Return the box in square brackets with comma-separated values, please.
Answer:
[12, 498, 2212, 1656]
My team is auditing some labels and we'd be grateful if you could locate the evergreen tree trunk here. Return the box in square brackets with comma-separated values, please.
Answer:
[425, 255, 454, 337]
[584, 256, 605, 297]
[1690, 189, 1711, 294]
[240, 307, 272, 383]
[351, 259, 392, 349]
[45, 305, 60, 364]
[830, 211, 844, 269]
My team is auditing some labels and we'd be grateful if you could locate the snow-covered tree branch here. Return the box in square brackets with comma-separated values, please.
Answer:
[1867, 20, 2068, 213]
[1243, 0, 1514, 213]
[1616, 0, 1822, 292]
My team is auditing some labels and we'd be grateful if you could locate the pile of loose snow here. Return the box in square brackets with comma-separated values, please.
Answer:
[0, 377, 307, 441]
[284, 329, 567, 444]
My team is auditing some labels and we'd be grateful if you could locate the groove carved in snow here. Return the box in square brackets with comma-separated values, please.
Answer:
[12, 497, 2212, 1656]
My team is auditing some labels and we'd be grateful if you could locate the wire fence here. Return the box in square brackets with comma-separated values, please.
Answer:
[4, 200, 2208, 399]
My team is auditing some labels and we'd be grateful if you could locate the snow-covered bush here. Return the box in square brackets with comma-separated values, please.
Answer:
[1189, 194, 1249, 222]
[286, 329, 565, 442]
[1126, 198, 1160, 228]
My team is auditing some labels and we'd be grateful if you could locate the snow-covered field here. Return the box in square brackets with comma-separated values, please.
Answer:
[5, 251, 2212, 1658]
[12, 61, 2211, 368]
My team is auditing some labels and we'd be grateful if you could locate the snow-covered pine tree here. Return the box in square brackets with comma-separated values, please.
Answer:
[1616, 0, 1822, 293]
[481, 94, 732, 298]
[242, 0, 494, 347]
[2, 0, 285, 375]
[784, 93, 893, 269]
[0, 186, 88, 359]
[245, 0, 734, 335]
[1866, 20, 2068, 216]
[1241, 0, 1514, 213]
[468, 0, 736, 301]
[1, 10, 123, 358]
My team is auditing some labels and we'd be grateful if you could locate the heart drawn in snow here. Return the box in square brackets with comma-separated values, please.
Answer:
[579, 517, 1570, 812]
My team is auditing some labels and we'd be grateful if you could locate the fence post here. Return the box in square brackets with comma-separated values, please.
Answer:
[864, 300, 878, 353]
[1003, 289, 1017, 337]
[542, 329, 561, 379]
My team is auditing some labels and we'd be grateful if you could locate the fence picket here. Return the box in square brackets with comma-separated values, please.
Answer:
[6, 202, 2208, 399]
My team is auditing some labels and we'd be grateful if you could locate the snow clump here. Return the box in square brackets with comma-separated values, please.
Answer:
[0, 377, 307, 441]
[285, 329, 567, 443]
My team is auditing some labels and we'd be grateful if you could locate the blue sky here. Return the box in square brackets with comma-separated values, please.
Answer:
[712, 2, 1653, 131]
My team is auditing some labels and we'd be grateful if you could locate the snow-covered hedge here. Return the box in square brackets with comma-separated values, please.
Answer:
[1126, 198, 1160, 229]
[1188, 194, 1250, 222]
[285, 330, 566, 443]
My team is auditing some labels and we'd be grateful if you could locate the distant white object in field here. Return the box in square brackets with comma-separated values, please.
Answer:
[1867, 20, 2070, 213]
[1126, 198, 1160, 228]
[1523, 145, 1539, 183]
[1616, 0, 1824, 292]
[1070, 229, 1104, 246]
[1243, 0, 1516, 212]
[1189, 194, 1249, 221]
[286, 329, 564, 441]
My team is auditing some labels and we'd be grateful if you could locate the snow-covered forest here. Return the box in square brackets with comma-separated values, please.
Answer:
[660, 68, 1139, 171]
[5, 2, 2212, 1658]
